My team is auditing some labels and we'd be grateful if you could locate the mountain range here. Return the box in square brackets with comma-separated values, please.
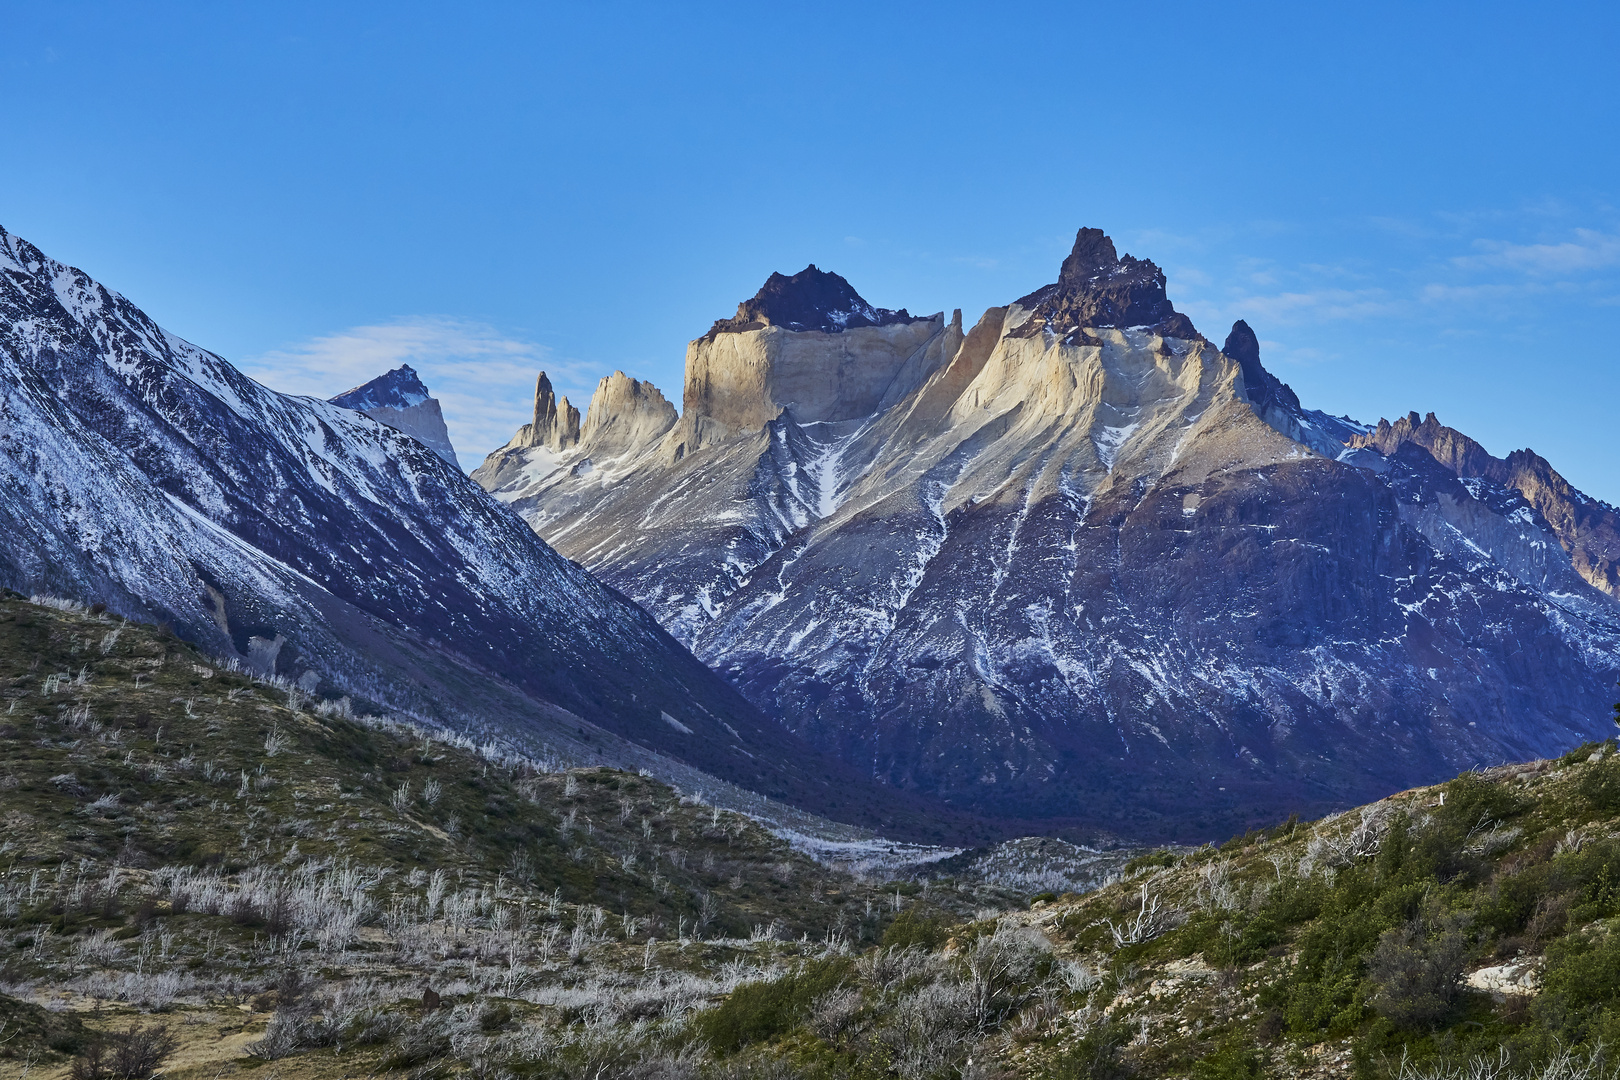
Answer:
[475, 227, 1620, 839]
[0, 224, 963, 841]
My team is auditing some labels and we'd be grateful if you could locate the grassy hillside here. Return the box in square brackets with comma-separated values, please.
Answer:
[2, 594, 1614, 1080]
[0, 596, 1036, 1077]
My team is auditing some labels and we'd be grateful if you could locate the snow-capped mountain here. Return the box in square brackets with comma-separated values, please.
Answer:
[0, 225, 962, 838]
[477, 227, 1620, 839]
[329, 364, 460, 467]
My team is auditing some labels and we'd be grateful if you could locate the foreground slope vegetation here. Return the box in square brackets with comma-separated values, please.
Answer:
[0, 597, 1022, 1076]
[1, 595, 1618, 1080]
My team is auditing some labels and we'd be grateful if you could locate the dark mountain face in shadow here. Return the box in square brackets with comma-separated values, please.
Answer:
[479, 226, 1620, 841]
[0, 225, 977, 844]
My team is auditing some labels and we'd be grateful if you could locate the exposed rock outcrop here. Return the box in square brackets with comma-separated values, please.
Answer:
[1223, 320, 1299, 412]
[675, 313, 948, 453]
[509, 372, 580, 452]
[479, 226, 1620, 840]
[1010, 227, 1199, 341]
[666, 268, 951, 455]
[330, 364, 460, 467]
[1349, 411, 1620, 598]
[578, 371, 677, 458]
[704, 264, 927, 338]
[1221, 322, 1368, 458]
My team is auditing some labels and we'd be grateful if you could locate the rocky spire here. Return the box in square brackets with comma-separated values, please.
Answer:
[1012, 226, 1198, 340]
[557, 396, 580, 447]
[521, 372, 579, 451]
[532, 372, 558, 440]
[1222, 320, 1301, 413]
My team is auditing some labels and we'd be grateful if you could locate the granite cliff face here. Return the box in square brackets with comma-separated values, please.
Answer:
[479, 226, 1620, 839]
[329, 364, 460, 467]
[0, 225, 965, 839]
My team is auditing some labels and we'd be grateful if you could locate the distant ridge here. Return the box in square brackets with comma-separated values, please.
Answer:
[330, 364, 460, 467]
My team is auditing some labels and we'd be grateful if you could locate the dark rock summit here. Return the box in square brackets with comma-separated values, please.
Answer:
[331, 364, 432, 411]
[705, 264, 923, 338]
[1013, 226, 1199, 339]
[329, 364, 460, 467]
[1223, 319, 1302, 412]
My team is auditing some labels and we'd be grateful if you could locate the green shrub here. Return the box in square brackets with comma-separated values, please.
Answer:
[1281, 967, 1367, 1038]
[693, 959, 851, 1055]
[1365, 911, 1469, 1029]
[1578, 755, 1620, 814]
[1561, 741, 1609, 768]
[1038, 1022, 1132, 1080]
[1478, 860, 1555, 938]
[1264, 874, 1330, 927]
[1439, 773, 1524, 833]
[478, 1002, 512, 1032]
[1534, 926, 1620, 1036]
[880, 908, 947, 950]
[1124, 850, 1176, 874]
[1192, 1043, 1264, 1080]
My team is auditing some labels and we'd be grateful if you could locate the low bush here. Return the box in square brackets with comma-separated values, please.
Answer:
[69, 1023, 177, 1080]
[1038, 1022, 1133, 1080]
[694, 959, 851, 1055]
[881, 908, 947, 950]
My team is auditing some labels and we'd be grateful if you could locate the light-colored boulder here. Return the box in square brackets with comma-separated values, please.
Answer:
[1465, 960, 1541, 999]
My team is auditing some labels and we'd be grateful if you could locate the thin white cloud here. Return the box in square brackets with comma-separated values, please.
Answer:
[1453, 229, 1620, 275]
[240, 317, 607, 471]
[1257, 339, 1331, 368]
[1222, 288, 1399, 325]
[1419, 282, 1534, 305]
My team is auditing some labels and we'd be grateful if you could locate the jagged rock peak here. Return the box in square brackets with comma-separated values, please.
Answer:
[1222, 319, 1301, 413]
[1351, 411, 1484, 470]
[1350, 411, 1620, 597]
[1013, 226, 1199, 340]
[704, 264, 924, 339]
[523, 371, 580, 451]
[580, 371, 677, 456]
[330, 364, 431, 411]
[1221, 319, 1260, 367]
[329, 364, 459, 467]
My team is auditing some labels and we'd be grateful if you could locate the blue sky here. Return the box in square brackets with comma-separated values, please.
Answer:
[3, 3, 1618, 500]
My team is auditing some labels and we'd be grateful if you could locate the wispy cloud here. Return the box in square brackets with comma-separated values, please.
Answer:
[1418, 281, 1537, 305]
[1453, 228, 1620, 275]
[1222, 287, 1400, 325]
[240, 317, 607, 470]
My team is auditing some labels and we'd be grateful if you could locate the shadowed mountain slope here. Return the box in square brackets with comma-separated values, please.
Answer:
[478, 226, 1620, 841]
[0, 225, 974, 842]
